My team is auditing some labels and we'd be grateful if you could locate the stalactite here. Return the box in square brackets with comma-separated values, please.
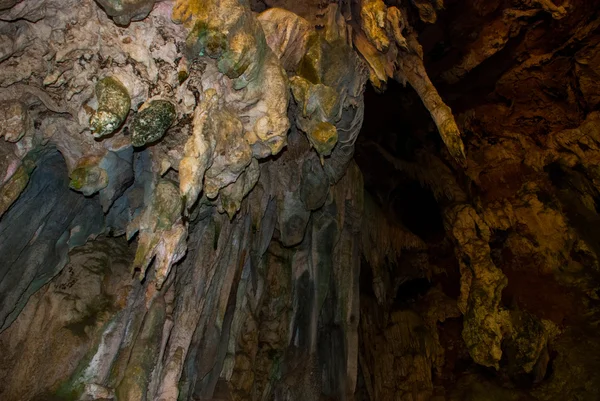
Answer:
[1, 0, 600, 400]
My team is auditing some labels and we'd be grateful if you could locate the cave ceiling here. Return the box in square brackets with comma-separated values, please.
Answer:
[1, 0, 600, 400]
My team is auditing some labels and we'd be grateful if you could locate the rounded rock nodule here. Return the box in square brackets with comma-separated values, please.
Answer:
[89, 77, 131, 138]
[130, 100, 176, 147]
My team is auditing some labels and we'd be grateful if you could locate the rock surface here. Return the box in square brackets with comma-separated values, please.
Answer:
[0, 0, 599, 400]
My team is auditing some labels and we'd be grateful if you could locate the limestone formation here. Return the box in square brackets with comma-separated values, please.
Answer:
[130, 100, 176, 147]
[129, 179, 187, 290]
[0, 100, 30, 142]
[89, 77, 131, 138]
[95, 0, 157, 26]
[445, 204, 510, 369]
[1, 0, 600, 400]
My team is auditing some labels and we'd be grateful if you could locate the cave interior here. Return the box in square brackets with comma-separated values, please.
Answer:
[1, 0, 600, 400]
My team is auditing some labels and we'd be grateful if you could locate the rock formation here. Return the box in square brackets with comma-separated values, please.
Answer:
[1, 0, 599, 400]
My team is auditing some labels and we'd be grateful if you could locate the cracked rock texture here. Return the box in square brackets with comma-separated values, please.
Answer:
[1, 0, 600, 400]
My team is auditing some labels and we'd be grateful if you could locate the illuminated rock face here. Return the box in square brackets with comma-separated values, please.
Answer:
[1, 0, 600, 400]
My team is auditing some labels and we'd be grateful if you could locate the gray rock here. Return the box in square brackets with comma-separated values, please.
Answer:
[300, 154, 329, 210]
[0, 147, 104, 331]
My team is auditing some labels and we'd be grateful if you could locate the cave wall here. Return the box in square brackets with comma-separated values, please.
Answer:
[355, 0, 600, 400]
[0, 1, 375, 400]
[0, 0, 599, 401]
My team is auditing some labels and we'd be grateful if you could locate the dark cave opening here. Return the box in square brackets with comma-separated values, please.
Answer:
[390, 181, 445, 242]
[355, 74, 455, 310]
[359, 257, 376, 300]
[355, 77, 451, 315]
[392, 277, 431, 307]
[356, 80, 447, 244]
[357, 79, 445, 157]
